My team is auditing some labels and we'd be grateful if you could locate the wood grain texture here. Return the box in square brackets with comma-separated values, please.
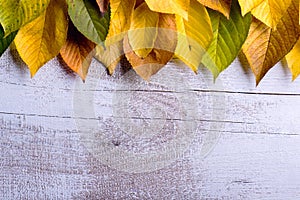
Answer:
[0, 49, 300, 199]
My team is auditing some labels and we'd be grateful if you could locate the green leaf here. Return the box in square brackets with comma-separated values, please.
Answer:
[67, 0, 110, 45]
[0, 0, 50, 36]
[0, 25, 17, 57]
[201, 0, 251, 78]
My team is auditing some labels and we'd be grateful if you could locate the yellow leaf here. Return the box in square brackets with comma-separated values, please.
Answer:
[105, 0, 135, 45]
[14, 0, 68, 77]
[197, 0, 232, 19]
[95, 41, 123, 75]
[124, 13, 177, 80]
[128, 2, 159, 58]
[242, 0, 300, 84]
[60, 24, 96, 81]
[144, 0, 190, 20]
[285, 38, 300, 81]
[238, 0, 292, 28]
[238, 0, 263, 15]
[175, 0, 213, 72]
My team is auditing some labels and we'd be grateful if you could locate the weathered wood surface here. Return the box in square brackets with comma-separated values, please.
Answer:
[1, 49, 300, 199]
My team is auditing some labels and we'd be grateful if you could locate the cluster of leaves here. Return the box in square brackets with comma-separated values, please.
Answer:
[0, 0, 300, 84]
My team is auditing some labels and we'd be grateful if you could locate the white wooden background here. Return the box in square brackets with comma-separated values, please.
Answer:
[1, 48, 300, 199]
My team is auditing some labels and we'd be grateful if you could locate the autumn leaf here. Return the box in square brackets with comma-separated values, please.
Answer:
[14, 0, 68, 77]
[238, 0, 265, 15]
[197, 0, 232, 19]
[94, 41, 123, 75]
[238, 0, 292, 28]
[0, 25, 17, 57]
[242, 0, 300, 85]
[106, 0, 136, 45]
[135, 0, 144, 8]
[96, 0, 109, 12]
[175, 0, 213, 72]
[60, 23, 96, 80]
[201, 0, 251, 78]
[124, 13, 177, 80]
[144, 0, 190, 20]
[67, 0, 110, 45]
[0, 0, 50, 36]
[128, 2, 159, 58]
[285, 38, 300, 80]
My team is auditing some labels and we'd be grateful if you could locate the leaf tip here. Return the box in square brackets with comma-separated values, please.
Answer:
[79, 72, 87, 82]
[30, 72, 35, 78]
[292, 74, 299, 81]
[213, 73, 219, 82]
[255, 77, 262, 87]
[107, 65, 116, 75]
[29, 67, 38, 78]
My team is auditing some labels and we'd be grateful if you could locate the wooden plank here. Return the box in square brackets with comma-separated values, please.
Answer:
[1, 112, 300, 199]
[1, 49, 300, 199]
[1, 49, 300, 94]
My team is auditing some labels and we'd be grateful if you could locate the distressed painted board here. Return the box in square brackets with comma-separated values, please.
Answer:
[0, 49, 300, 199]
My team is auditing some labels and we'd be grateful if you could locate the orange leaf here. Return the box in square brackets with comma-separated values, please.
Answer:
[60, 24, 96, 80]
[124, 13, 177, 80]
